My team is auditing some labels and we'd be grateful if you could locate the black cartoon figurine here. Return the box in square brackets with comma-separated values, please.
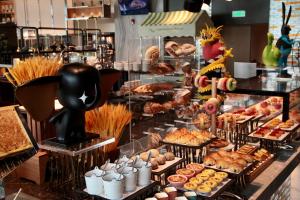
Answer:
[276, 2, 294, 76]
[15, 63, 121, 144]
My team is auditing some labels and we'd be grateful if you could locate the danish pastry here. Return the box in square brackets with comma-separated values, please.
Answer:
[197, 185, 212, 194]
[184, 182, 197, 190]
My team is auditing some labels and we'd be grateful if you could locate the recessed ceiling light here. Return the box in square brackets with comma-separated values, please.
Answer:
[226, 0, 232, 2]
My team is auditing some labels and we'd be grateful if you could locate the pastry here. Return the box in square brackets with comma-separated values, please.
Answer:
[148, 149, 160, 158]
[203, 156, 216, 166]
[149, 62, 175, 75]
[164, 187, 177, 200]
[222, 156, 234, 163]
[197, 185, 212, 194]
[145, 46, 159, 65]
[189, 177, 203, 185]
[226, 78, 237, 91]
[176, 168, 195, 178]
[193, 113, 211, 130]
[241, 154, 254, 163]
[235, 159, 247, 167]
[237, 144, 257, 155]
[155, 192, 169, 200]
[151, 158, 159, 170]
[164, 152, 175, 161]
[196, 174, 210, 181]
[209, 176, 223, 184]
[165, 41, 180, 57]
[194, 74, 201, 88]
[180, 43, 196, 56]
[157, 154, 166, 165]
[202, 169, 216, 176]
[230, 152, 242, 159]
[209, 139, 229, 149]
[209, 152, 222, 160]
[167, 175, 188, 187]
[216, 159, 229, 169]
[184, 182, 197, 190]
[229, 163, 243, 173]
[163, 101, 174, 110]
[140, 152, 149, 161]
[204, 98, 219, 115]
[186, 163, 204, 174]
[218, 150, 230, 157]
[215, 172, 228, 179]
[203, 180, 218, 189]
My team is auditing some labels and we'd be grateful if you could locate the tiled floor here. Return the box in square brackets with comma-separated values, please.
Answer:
[291, 164, 300, 200]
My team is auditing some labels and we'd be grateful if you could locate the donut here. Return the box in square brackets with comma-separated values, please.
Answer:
[204, 98, 220, 115]
[199, 76, 209, 88]
[165, 41, 180, 57]
[217, 78, 224, 90]
[204, 100, 218, 115]
[226, 78, 237, 91]
[180, 43, 196, 56]
[194, 74, 201, 87]
[217, 78, 228, 91]
[145, 46, 159, 64]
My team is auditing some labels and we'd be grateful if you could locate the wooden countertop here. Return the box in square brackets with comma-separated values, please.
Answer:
[242, 144, 300, 200]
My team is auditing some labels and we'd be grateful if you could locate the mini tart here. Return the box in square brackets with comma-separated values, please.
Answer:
[202, 180, 218, 189]
[184, 182, 197, 190]
[196, 174, 210, 181]
[197, 185, 212, 194]
[202, 169, 216, 176]
[209, 176, 223, 184]
[215, 172, 228, 179]
[189, 177, 203, 185]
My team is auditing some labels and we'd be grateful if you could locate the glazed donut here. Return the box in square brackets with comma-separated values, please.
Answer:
[226, 78, 237, 91]
[204, 101, 218, 115]
[180, 43, 196, 56]
[165, 41, 180, 57]
[145, 46, 159, 64]
[204, 97, 220, 115]
[199, 76, 209, 88]
[194, 74, 201, 87]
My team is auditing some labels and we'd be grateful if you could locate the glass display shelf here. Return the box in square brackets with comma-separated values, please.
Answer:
[38, 137, 115, 157]
[229, 76, 300, 121]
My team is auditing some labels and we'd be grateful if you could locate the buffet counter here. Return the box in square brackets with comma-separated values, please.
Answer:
[243, 144, 300, 200]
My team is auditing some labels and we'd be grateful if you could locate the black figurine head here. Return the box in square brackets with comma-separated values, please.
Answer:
[281, 2, 292, 36]
[57, 63, 101, 111]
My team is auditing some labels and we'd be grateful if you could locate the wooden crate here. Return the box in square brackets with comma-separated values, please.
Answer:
[16, 151, 48, 185]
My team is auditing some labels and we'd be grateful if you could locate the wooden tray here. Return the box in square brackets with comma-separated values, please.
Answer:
[84, 181, 157, 200]
[174, 178, 233, 198]
[152, 157, 184, 175]
[246, 154, 275, 183]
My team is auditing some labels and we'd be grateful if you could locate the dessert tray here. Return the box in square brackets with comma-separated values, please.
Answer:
[174, 178, 233, 198]
[0, 106, 38, 179]
[203, 162, 255, 177]
[248, 128, 290, 142]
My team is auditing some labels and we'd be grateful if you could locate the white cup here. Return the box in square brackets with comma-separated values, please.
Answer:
[117, 166, 138, 192]
[134, 160, 152, 186]
[102, 172, 124, 199]
[84, 166, 105, 195]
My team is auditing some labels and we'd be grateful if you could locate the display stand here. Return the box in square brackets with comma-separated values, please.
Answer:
[38, 137, 115, 189]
